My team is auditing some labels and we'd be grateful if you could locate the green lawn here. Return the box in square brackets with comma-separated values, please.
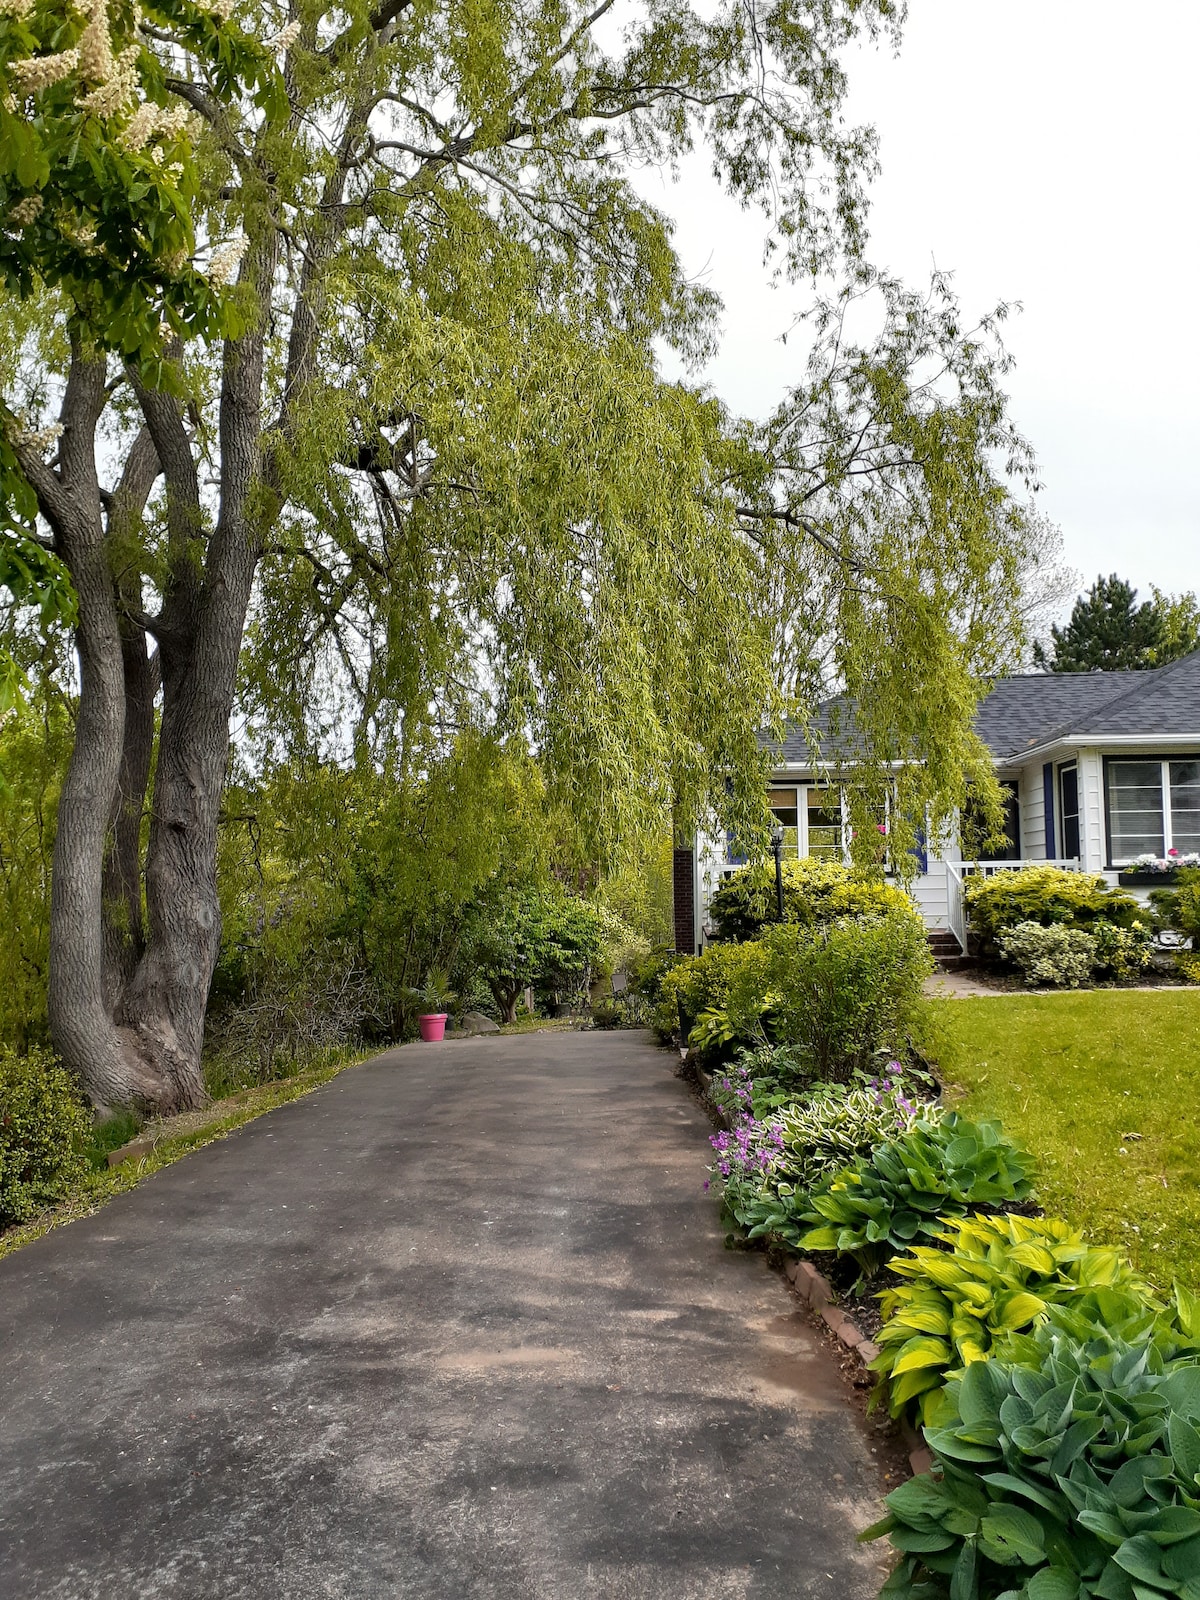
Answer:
[929, 991, 1200, 1292]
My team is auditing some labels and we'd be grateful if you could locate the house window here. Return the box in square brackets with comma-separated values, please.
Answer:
[806, 787, 844, 859]
[1058, 765, 1080, 860]
[767, 787, 800, 856]
[1105, 757, 1200, 863]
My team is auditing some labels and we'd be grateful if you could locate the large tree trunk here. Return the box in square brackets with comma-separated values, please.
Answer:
[32, 244, 274, 1112]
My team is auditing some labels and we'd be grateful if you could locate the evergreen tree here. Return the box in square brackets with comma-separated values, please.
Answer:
[1034, 574, 1164, 672]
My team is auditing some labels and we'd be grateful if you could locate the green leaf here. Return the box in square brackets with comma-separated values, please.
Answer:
[979, 1506, 1047, 1565]
[1027, 1569, 1080, 1600]
[1112, 1536, 1167, 1586]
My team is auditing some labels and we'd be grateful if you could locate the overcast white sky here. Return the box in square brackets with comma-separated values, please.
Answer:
[642, 0, 1200, 606]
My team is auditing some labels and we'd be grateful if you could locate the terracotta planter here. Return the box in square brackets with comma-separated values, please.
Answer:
[418, 1013, 448, 1041]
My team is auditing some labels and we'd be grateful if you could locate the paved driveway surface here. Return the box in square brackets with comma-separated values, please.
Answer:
[0, 1030, 887, 1598]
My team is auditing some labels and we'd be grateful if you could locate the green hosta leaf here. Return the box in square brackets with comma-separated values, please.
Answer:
[1147, 1509, 1200, 1548]
[893, 1337, 953, 1376]
[1027, 1568, 1081, 1600]
[981, 1472, 1067, 1518]
[1163, 1534, 1200, 1581]
[1170, 1416, 1200, 1483]
[1111, 1534, 1167, 1586]
[949, 1537, 978, 1600]
[997, 1292, 1049, 1330]
[1094, 1558, 1138, 1600]
[979, 1505, 1047, 1565]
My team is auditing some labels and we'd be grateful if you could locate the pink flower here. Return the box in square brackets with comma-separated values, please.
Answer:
[876, 823, 888, 835]
[1169, 848, 1180, 857]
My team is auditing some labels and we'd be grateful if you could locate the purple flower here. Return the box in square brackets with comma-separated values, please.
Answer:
[703, 1179, 710, 1192]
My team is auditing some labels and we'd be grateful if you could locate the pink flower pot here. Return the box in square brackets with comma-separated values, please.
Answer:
[418, 1013, 448, 1042]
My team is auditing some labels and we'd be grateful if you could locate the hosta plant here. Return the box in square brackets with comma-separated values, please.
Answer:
[732, 1079, 936, 1250]
[800, 1114, 1036, 1276]
[866, 1321, 1200, 1600]
[872, 1214, 1152, 1424]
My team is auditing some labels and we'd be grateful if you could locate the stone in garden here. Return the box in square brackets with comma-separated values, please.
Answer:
[461, 1012, 500, 1034]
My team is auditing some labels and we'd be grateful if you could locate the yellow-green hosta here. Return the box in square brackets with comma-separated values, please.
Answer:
[871, 1212, 1151, 1424]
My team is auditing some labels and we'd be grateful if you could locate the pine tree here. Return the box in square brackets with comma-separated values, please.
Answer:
[1034, 574, 1164, 671]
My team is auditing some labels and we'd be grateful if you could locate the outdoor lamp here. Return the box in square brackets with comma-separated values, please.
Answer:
[769, 821, 786, 920]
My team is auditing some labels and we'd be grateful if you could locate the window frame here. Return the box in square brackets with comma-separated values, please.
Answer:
[1103, 754, 1200, 867]
[1057, 763, 1080, 861]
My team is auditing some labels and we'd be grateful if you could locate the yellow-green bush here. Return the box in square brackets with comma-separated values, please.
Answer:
[0, 1046, 91, 1227]
[707, 856, 915, 943]
[963, 864, 1141, 956]
[658, 939, 770, 1038]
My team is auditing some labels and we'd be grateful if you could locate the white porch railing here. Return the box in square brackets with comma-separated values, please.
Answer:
[944, 858, 1083, 952]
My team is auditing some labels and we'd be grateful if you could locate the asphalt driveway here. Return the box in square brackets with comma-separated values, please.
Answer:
[0, 1029, 888, 1598]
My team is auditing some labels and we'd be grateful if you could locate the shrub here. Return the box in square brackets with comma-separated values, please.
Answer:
[996, 921, 1098, 987]
[964, 864, 1142, 956]
[1176, 950, 1200, 985]
[659, 939, 770, 1049]
[800, 1113, 1036, 1276]
[731, 910, 931, 1082]
[0, 1046, 91, 1227]
[871, 1213, 1151, 1424]
[707, 856, 914, 943]
[866, 1323, 1200, 1600]
[1091, 917, 1154, 978]
[1151, 867, 1200, 951]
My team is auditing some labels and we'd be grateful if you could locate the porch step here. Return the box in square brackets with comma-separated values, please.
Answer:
[927, 930, 966, 970]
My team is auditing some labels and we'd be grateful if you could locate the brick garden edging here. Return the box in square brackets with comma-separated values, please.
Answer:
[782, 1257, 933, 1477]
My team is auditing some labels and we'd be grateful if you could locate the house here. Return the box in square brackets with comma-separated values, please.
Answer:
[673, 650, 1200, 955]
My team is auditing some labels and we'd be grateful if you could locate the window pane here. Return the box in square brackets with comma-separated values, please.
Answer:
[807, 787, 842, 859]
[1107, 760, 1164, 862]
[1060, 767, 1080, 859]
[1170, 760, 1200, 854]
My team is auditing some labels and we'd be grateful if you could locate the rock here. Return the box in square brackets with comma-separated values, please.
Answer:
[461, 1011, 500, 1035]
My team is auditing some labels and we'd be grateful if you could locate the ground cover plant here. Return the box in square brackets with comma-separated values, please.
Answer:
[871, 1214, 1152, 1424]
[800, 1113, 1036, 1276]
[931, 993, 1200, 1288]
[867, 1319, 1200, 1599]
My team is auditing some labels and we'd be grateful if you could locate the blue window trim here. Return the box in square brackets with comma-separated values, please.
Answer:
[1043, 763, 1056, 857]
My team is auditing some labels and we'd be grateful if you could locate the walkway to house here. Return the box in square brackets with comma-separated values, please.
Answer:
[0, 1030, 888, 1600]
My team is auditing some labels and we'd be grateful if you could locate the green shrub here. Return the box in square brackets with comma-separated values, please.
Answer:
[872, 1213, 1151, 1424]
[730, 910, 931, 1083]
[965, 865, 1142, 957]
[866, 1323, 1200, 1600]
[707, 856, 915, 943]
[1092, 918, 1154, 978]
[1151, 867, 1200, 951]
[659, 939, 770, 1046]
[997, 921, 1098, 988]
[1176, 951, 1200, 986]
[800, 1113, 1036, 1276]
[0, 1046, 91, 1227]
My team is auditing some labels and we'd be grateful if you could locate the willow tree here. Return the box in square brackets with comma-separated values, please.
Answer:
[1, 0, 1033, 1112]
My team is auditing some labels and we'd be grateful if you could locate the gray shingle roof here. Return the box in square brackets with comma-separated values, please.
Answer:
[767, 650, 1200, 767]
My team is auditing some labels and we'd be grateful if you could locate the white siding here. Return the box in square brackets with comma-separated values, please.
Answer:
[1077, 747, 1106, 872]
[1017, 762, 1047, 859]
[910, 860, 950, 929]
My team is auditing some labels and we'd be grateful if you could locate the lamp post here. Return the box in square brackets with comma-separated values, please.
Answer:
[769, 821, 786, 921]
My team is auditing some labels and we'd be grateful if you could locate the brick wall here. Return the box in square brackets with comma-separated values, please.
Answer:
[672, 847, 696, 955]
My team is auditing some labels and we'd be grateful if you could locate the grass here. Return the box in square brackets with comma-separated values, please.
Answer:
[0, 1042, 371, 1263]
[928, 990, 1200, 1292]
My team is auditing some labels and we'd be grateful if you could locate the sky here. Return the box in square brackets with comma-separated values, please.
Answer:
[641, 0, 1200, 607]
